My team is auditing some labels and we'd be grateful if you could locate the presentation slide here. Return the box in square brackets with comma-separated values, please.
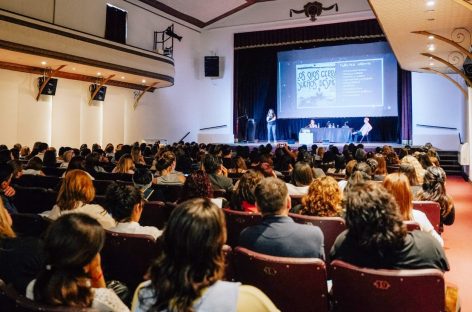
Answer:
[277, 42, 398, 119]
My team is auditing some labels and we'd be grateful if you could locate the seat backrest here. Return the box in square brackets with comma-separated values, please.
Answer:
[412, 201, 441, 233]
[14, 175, 61, 190]
[288, 213, 346, 261]
[150, 184, 184, 203]
[42, 167, 67, 177]
[233, 247, 329, 312]
[92, 179, 115, 195]
[0, 279, 99, 311]
[331, 260, 445, 312]
[223, 208, 262, 247]
[93, 172, 132, 182]
[101, 230, 159, 292]
[403, 220, 421, 231]
[12, 186, 57, 214]
[140, 201, 175, 229]
[11, 213, 51, 237]
[290, 195, 304, 207]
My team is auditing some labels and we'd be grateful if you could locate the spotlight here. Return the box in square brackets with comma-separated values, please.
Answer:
[165, 26, 182, 42]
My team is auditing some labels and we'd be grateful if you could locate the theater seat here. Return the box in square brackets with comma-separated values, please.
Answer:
[11, 213, 51, 237]
[150, 184, 184, 203]
[233, 247, 329, 312]
[12, 186, 57, 214]
[412, 201, 441, 233]
[101, 230, 160, 292]
[0, 279, 99, 311]
[289, 213, 346, 262]
[223, 208, 262, 247]
[330, 260, 445, 312]
[403, 220, 421, 231]
[140, 201, 176, 229]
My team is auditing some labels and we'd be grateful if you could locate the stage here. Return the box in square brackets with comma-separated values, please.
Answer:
[228, 141, 405, 152]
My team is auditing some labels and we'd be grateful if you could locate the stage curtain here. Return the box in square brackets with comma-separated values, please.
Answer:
[400, 70, 412, 144]
[234, 19, 406, 143]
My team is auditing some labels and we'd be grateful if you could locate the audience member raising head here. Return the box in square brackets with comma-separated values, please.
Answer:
[105, 183, 161, 240]
[45, 169, 116, 229]
[299, 176, 343, 217]
[133, 198, 278, 311]
[417, 166, 455, 231]
[29, 213, 128, 311]
[383, 173, 443, 246]
[239, 177, 325, 258]
[330, 182, 449, 271]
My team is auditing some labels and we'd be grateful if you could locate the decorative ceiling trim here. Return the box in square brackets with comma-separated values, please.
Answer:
[452, 0, 472, 11]
[411, 30, 472, 59]
[135, 0, 275, 28]
[0, 61, 160, 91]
[421, 52, 472, 86]
[421, 67, 468, 98]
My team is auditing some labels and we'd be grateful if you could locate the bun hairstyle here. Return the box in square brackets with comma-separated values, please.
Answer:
[156, 152, 176, 172]
[33, 214, 105, 307]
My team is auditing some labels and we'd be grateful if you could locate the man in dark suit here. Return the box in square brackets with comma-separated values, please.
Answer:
[239, 177, 325, 259]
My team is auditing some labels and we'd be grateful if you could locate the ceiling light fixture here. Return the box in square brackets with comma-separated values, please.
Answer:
[41, 61, 47, 65]
[97, 72, 102, 76]
[428, 35, 434, 40]
[427, 44, 435, 51]
[72, 67, 76, 71]
[142, 79, 146, 83]
[121, 76, 125, 80]
[426, 1, 435, 7]
[429, 62, 434, 66]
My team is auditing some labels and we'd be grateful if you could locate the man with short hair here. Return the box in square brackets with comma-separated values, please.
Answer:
[239, 177, 325, 259]
[203, 154, 233, 193]
[351, 117, 372, 143]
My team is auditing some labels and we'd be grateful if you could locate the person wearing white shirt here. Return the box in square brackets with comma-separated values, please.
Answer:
[105, 182, 161, 240]
[351, 117, 372, 143]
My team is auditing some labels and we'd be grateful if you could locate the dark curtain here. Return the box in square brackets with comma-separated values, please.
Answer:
[400, 70, 412, 144]
[234, 19, 408, 143]
[105, 5, 127, 44]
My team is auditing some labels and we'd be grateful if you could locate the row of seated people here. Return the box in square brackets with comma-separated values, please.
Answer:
[0, 175, 457, 311]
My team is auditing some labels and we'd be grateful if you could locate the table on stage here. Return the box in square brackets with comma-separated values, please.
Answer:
[299, 127, 352, 143]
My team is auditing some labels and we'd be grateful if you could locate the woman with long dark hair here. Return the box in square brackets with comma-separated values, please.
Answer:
[132, 198, 278, 311]
[416, 166, 455, 231]
[27, 213, 128, 311]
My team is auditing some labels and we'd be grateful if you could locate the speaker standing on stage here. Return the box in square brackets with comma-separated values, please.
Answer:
[266, 109, 277, 143]
[352, 117, 373, 142]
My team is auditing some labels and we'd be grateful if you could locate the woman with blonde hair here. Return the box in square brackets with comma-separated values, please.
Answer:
[112, 154, 136, 174]
[297, 176, 343, 217]
[383, 173, 443, 246]
[44, 170, 115, 229]
[401, 155, 425, 184]
[0, 200, 45, 293]
[132, 198, 278, 311]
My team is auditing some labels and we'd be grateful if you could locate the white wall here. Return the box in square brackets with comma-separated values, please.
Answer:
[412, 72, 467, 150]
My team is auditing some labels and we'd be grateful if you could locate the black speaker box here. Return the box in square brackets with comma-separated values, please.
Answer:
[37, 77, 58, 95]
[89, 84, 107, 101]
[204, 56, 219, 77]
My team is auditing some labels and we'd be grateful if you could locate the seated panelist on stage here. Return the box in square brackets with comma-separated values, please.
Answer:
[351, 117, 372, 143]
[307, 119, 318, 129]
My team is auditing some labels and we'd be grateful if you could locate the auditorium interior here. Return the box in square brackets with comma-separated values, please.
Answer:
[0, 0, 471, 311]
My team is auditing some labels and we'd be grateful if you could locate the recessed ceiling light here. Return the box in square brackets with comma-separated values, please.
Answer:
[72, 67, 76, 71]
[97, 72, 102, 76]
[429, 62, 434, 66]
[427, 44, 435, 51]
[426, 1, 435, 7]
[429, 56, 433, 60]
[41, 61, 47, 65]
[428, 35, 434, 40]
[121, 76, 125, 80]
[142, 79, 146, 83]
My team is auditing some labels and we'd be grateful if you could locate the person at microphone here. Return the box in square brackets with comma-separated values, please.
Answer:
[351, 117, 373, 143]
[266, 109, 277, 143]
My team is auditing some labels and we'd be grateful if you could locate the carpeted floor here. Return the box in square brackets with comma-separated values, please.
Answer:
[442, 176, 472, 311]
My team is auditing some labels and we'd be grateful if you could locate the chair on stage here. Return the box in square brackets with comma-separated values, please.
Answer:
[330, 260, 446, 312]
[233, 247, 329, 312]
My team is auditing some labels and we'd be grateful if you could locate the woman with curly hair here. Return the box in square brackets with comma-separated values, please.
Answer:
[180, 170, 214, 202]
[417, 166, 455, 231]
[132, 198, 278, 311]
[297, 176, 343, 217]
[331, 181, 448, 271]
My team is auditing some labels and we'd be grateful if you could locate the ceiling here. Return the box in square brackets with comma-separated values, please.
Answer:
[368, 0, 472, 76]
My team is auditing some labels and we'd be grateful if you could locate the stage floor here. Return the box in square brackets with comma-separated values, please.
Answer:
[229, 141, 404, 151]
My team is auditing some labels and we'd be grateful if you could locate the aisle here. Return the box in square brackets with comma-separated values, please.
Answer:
[442, 176, 472, 310]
